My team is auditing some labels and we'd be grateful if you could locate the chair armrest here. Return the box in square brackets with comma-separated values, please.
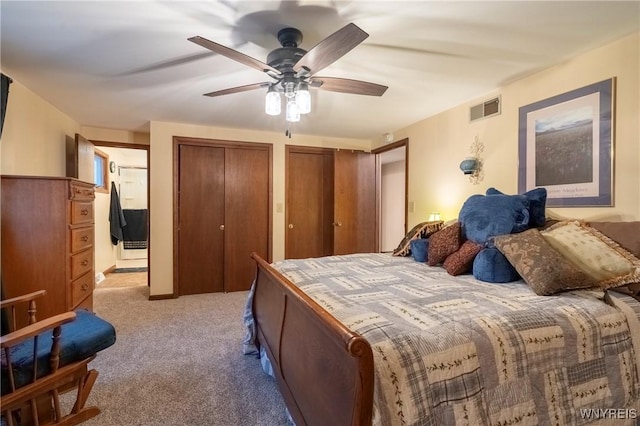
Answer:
[0, 311, 76, 349]
[0, 290, 47, 310]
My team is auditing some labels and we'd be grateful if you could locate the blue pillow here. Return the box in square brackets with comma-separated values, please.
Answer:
[486, 187, 547, 228]
[472, 247, 520, 283]
[458, 194, 530, 244]
[410, 238, 429, 262]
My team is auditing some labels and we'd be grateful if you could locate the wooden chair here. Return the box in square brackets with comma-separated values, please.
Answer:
[1, 290, 116, 426]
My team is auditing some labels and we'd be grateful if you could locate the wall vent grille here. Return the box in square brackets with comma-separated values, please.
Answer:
[470, 96, 501, 122]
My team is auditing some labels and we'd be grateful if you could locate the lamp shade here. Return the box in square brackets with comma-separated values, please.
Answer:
[265, 89, 281, 116]
[286, 100, 300, 122]
[459, 157, 479, 175]
[295, 84, 311, 114]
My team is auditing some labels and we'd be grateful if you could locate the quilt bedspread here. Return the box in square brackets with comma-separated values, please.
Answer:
[270, 253, 640, 426]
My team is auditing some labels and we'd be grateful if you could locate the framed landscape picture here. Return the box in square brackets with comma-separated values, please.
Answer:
[518, 78, 615, 207]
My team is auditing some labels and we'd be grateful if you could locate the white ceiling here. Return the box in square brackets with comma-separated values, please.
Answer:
[1, 1, 638, 140]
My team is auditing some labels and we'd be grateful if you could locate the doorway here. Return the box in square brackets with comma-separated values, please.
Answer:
[91, 141, 150, 291]
[373, 139, 408, 253]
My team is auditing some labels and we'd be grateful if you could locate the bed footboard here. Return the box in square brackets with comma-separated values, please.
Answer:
[251, 253, 374, 426]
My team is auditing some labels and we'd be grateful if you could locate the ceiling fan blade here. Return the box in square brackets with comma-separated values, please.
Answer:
[309, 77, 387, 96]
[203, 82, 270, 97]
[293, 23, 369, 75]
[189, 36, 281, 76]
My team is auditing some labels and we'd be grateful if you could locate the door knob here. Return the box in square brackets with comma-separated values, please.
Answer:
[333, 221, 342, 227]
[288, 224, 294, 229]
[219, 225, 225, 231]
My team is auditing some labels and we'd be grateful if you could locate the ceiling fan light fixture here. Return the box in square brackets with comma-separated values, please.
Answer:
[295, 83, 311, 114]
[265, 87, 281, 116]
[286, 100, 300, 122]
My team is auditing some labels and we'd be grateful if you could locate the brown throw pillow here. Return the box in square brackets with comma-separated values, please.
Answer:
[393, 221, 443, 256]
[443, 240, 483, 276]
[494, 228, 598, 296]
[427, 222, 462, 266]
[588, 221, 640, 259]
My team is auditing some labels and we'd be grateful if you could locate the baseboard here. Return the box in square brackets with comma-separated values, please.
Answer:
[149, 293, 175, 300]
[103, 265, 117, 274]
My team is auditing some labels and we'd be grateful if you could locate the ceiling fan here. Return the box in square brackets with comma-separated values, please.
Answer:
[188, 23, 388, 133]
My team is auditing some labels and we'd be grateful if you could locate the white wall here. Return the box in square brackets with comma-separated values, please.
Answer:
[374, 32, 640, 225]
[381, 160, 406, 251]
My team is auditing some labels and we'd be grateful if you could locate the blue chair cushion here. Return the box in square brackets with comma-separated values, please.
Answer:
[1, 310, 116, 395]
[410, 238, 429, 262]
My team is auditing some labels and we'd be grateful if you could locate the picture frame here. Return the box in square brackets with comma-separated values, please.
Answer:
[518, 78, 615, 207]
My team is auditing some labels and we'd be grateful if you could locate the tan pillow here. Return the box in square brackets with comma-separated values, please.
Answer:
[494, 229, 598, 296]
[541, 221, 640, 290]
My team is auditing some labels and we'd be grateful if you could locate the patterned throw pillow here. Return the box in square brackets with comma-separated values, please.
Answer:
[427, 222, 462, 266]
[392, 221, 443, 256]
[494, 228, 598, 295]
[541, 221, 640, 290]
[443, 240, 483, 276]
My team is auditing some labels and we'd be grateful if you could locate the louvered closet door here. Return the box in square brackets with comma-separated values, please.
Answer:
[224, 147, 270, 292]
[178, 145, 225, 295]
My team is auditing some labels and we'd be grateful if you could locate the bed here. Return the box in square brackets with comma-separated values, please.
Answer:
[243, 198, 640, 425]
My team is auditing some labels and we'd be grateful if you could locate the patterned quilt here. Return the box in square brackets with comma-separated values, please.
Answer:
[267, 253, 640, 426]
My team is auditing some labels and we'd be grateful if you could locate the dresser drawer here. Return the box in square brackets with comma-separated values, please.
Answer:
[70, 250, 93, 280]
[70, 182, 95, 201]
[71, 271, 93, 307]
[71, 227, 94, 253]
[71, 201, 94, 225]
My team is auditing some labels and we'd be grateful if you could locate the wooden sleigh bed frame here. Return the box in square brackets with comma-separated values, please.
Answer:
[251, 253, 374, 426]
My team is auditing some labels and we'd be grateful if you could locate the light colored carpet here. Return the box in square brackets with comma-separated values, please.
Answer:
[97, 272, 147, 289]
[82, 285, 289, 425]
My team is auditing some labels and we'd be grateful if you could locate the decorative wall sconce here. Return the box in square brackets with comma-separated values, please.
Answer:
[428, 212, 441, 222]
[459, 135, 484, 185]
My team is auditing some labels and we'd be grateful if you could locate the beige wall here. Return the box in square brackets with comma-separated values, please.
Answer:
[374, 33, 640, 226]
[1, 78, 81, 176]
[2, 32, 638, 297]
[148, 121, 371, 296]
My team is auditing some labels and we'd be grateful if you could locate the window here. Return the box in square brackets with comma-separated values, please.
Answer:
[94, 148, 109, 193]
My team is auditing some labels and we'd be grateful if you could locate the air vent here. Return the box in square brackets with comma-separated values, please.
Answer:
[470, 96, 501, 122]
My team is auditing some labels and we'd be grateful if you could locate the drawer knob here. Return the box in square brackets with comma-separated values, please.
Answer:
[81, 236, 89, 242]
[81, 283, 89, 291]
[81, 260, 89, 266]
[81, 209, 89, 215]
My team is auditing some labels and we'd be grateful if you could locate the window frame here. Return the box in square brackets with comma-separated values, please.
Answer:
[94, 148, 109, 194]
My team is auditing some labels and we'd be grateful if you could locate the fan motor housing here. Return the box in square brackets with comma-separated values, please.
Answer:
[267, 47, 306, 71]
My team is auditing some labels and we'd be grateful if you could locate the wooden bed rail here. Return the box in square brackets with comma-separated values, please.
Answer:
[251, 253, 374, 426]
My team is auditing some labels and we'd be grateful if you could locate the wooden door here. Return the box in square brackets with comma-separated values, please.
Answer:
[333, 150, 376, 255]
[177, 145, 225, 295]
[285, 147, 334, 259]
[224, 147, 271, 292]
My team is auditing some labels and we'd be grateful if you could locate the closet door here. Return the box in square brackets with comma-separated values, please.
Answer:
[285, 147, 334, 259]
[333, 150, 376, 255]
[177, 145, 225, 295]
[224, 147, 270, 292]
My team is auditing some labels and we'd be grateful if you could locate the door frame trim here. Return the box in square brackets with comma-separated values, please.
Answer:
[372, 138, 409, 252]
[173, 136, 273, 297]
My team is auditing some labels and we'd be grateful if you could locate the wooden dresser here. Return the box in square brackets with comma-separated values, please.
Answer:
[1, 176, 95, 328]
